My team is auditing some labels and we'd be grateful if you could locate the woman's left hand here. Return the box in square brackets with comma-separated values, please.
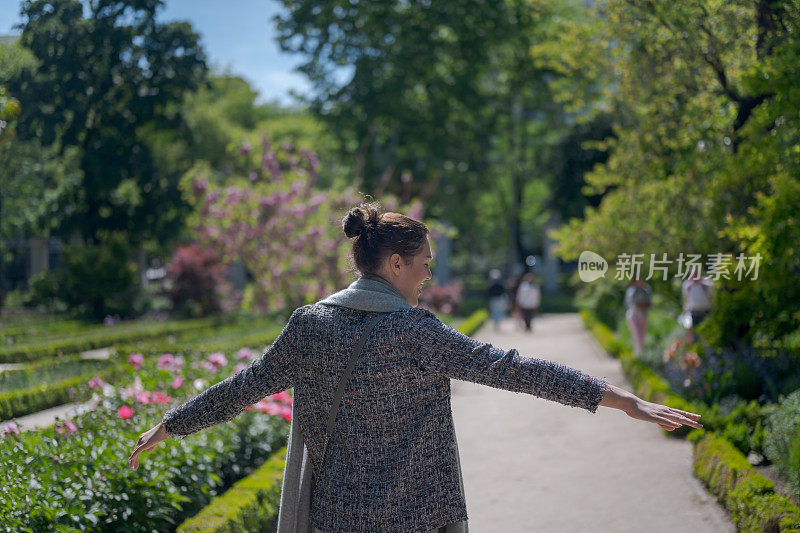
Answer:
[625, 398, 703, 431]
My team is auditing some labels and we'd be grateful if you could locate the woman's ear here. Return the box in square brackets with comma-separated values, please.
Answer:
[389, 253, 402, 277]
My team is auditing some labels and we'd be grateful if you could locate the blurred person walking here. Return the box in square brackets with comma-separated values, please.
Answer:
[515, 273, 541, 332]
[681, 270, 713, 344]
[506, 271, 522, 328]
[487, 269, 507, 332]
[624, 275, 652, 356]
[130, 202, 703, 533]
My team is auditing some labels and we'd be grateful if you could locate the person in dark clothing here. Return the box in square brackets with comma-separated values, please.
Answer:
[515, 273, 541, 332]
[487, 269, 506, 331]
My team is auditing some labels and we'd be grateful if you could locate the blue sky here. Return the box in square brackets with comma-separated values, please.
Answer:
[0, 0, 312, 105]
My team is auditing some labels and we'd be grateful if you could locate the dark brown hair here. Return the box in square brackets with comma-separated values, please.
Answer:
[342, 202, 429, 275]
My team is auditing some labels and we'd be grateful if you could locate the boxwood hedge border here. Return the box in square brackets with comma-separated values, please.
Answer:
[580, 310, 800, 532]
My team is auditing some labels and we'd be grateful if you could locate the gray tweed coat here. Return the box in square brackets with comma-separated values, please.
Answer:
[162, 281, 608, 532]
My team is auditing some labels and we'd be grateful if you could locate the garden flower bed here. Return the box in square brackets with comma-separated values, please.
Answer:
[0, 316, 286, 421]
[0, 324, 289, 531]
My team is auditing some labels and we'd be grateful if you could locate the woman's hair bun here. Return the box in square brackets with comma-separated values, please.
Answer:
[342, 203, 380, 238]
[343, 201, 428, 275]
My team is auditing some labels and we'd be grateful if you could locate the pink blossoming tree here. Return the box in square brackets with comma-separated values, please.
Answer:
[183, 137, 362, 313]
[182, 135, 434, 314]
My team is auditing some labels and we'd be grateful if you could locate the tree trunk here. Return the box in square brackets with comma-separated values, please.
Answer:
[510, 96, 526, 270]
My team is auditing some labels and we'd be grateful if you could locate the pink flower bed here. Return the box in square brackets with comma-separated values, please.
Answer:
[3, 344, 292, 442]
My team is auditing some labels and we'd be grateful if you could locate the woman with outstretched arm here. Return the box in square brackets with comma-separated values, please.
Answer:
[129, 203, 702, 533]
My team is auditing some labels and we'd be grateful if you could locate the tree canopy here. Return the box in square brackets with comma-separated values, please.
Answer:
[273, 0, 613, 268]
[9, 0, 207, 246]
[550, 0, 800, 348]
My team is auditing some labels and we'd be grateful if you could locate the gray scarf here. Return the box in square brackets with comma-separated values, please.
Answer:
[277, 276, 467, 533]
[317, 274, 413, 312]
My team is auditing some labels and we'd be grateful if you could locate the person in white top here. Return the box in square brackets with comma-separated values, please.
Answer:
[515, 273, 541, 332]
[681, 269, 713, 343]
[624, 275, 652, 356]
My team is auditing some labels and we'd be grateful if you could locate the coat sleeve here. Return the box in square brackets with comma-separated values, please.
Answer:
[161, 308, 302, 440]
[409, 313, 607, 413]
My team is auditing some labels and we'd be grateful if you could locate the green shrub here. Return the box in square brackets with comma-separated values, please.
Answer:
[459, 309, 489, 337]
[53, 233, 142, 319]
[0, 288, 28, 309]
[703, 397, 770, 457]
[177, 447, 286, 533]
[537, 291, 578, 313]
[642, 305, 684, 347]
[692, 432, 800, 532]
[25, 271, 63, 311]
[765, 390, 800, 503]
[0, 318, 215, 363]
[573, 275, 626, 331]
[459, 295, 485, 316]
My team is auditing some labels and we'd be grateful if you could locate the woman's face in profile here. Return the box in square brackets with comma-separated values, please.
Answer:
[393, 238, 433, 307]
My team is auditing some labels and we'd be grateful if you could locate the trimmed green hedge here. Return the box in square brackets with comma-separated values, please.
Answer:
[0, 355, 112, 392]
[0, 358, 131, 421]
[177, 447, 287, 533]
[581, 309, 800, 531]
[0, 318, 217, 363]
[459, 309, 489, 337]
[182, 325, 285, 355]
[114, 320, 285, 358]
[0, 319, 87, 343]
[690, 431, 800, 532]
[1, 318, 286, 423]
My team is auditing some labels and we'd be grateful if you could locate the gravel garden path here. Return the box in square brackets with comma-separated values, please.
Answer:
[450, 314, 734, 532]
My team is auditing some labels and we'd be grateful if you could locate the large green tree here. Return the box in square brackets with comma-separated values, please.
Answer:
[9, 0, 207, 246]
[0, 39, 29, 245]
[551, 0, 800, 348]
[552, 0, 789, 259]
[273, 0, 611, 272]
[0, 38, 82, 282]
[274, 0, 512, 237]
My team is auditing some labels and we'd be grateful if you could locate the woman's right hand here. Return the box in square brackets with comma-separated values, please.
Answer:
[624, 397, 703, 431]
[129, 422, 169, 470]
